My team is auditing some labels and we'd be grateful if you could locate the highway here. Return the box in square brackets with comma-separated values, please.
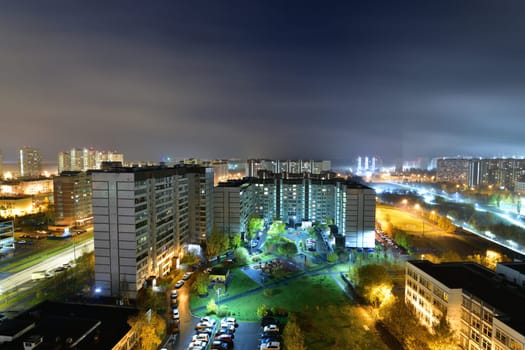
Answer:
[0, 240, 94, 295]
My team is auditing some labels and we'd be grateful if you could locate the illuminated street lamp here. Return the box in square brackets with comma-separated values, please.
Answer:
[414, 204, 424, 236]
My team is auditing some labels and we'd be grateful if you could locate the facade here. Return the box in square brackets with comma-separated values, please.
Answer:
[53, 171, 93, 227]
[0, 178, 53, 196]
[214, 180, 254, 234]
[0, 220, 14, 250]
[91, 164, 211, 298]
[179, 165, 214, 244]
[496, 262, 525, 288]
[406, 260, 525, 350]
[436, 157, 471, 184]
[58, 148, 124, 173]
[246, 159, 331, 177]
[19, 147, 42, 178]
[214, 175, 376, 248]
[438, 156, 525, 191]
[0, 196, 34, 217]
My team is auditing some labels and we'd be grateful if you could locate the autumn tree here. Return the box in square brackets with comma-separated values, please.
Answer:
[127, 310, 166, 350]
[282, 314, 307, 350]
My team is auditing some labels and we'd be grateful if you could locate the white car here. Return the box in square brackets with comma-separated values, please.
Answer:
[170, 290, 178, 299]
[172, 308, 179, 319]
[192, 333, 209, 343]
[220, 317, 238, 327]
[263, 324, 279, 333]
[175, 280, 185, 288]
[260, 341, 280, 350]
[183, 271, 193, 280]
[201, 317, 217, 326]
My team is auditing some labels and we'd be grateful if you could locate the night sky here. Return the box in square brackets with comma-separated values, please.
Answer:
[2, 1, 525, 164]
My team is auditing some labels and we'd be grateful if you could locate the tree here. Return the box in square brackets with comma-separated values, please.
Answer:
[229, 232, 242, 250]
[355, 264, 393, 309]
[247, 214, 264, 240]
[277, 240, 298, 257]
[207, 299, 218, 314]
[282, 314, 307, 350]
[257, 303, 269, 318]
[326, 252, 338, 263]
[233, 247, 251, 266]
[127, 310, 166, 350]
[206, 226, 229, 257]
[268, 221, 286, 235]
[191, 272, 210, 296]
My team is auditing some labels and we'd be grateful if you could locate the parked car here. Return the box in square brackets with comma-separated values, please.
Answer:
[175, 280, 184, 288]
[172, 308, 179, 320]
[260, 341, 280, 350]
[220, 324, 235, 333]
[261, 317, 280, 327]
[216, 328, 234, 338]
[214, 334, 233, 344]
[211, 340, 231, 350]
[170, 290, 178, 299]
[197, 327, 214, 335]
[220, 317, 238, 327]
[183, 271, 193, 280]
[263, 324, 279, 333]
[192, 333, 209, 343]
[201, 317, 217, 326]
[195, 322, 214, 330]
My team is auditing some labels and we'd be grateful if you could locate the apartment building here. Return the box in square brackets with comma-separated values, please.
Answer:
[91, 164, 211, 298]
[58, 148, 124, 173]
[19, 147, 42, 178]
[406, 260, 525, 350]
[213, 175, 376, 248]
[53, 171, 92, 227]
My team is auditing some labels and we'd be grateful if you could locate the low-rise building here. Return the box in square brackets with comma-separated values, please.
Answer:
[0, 301, 138, 350]
[406, 260, 525, 350]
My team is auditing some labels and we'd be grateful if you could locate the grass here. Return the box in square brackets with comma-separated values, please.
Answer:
[214, 274, 349, 321]
[190, 267, 261, 310]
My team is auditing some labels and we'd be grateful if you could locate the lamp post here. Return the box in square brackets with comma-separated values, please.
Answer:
[414, 204, 424, 237]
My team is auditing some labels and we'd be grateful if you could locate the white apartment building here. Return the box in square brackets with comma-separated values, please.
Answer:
[19, 147, 42, 178]
[213, 177, 376, 248]
[406, 260, 525, 350]
[91, 165, 211, 299]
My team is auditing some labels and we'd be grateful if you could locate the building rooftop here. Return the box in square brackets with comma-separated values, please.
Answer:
[0, 301, 137, 350]
[498, 262, 525, 274]
[409, 260, 525, 335]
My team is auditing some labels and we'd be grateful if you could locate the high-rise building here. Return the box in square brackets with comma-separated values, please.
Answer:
[58, 148, 124, 173]
[53, 171, 93, 227]
[213, 175, 376, 248]
[177, 165, 214, 244]
[246, 159, 331, 177]
[91, 164, 212, 298]
[213, 180, 254, 234]
[19, 146, 42, 178]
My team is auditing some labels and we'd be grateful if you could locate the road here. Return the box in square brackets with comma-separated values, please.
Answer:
[0, 240, 94, 295]
[372, 182, 525, 256]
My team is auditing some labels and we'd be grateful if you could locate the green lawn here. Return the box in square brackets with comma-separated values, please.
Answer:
[207, 274, 349, 321]
[190, 267, 261, 310]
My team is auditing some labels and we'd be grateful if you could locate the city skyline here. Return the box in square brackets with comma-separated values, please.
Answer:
[2, 1, 525, 163]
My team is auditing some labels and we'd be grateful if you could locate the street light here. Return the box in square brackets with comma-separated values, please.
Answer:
[414, 204, 424, 236]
